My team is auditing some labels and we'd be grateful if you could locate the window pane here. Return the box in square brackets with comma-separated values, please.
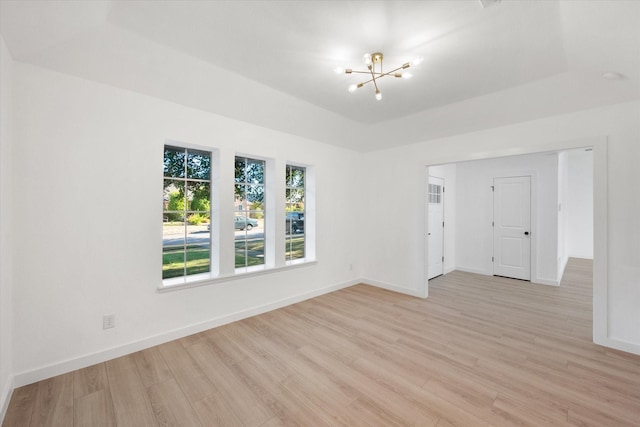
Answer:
[186, 244, 210, 276]
[163, 179, 186, 221]
[246, 159, 264, 184]
[246, 185, 264, 207]
[285, 236, 305, 260]
[246, 237, 265, 266]
[234, 158, 246, 183]
[286, 188, 305, 204]
[186, 222, 210, 241]
[187, 149, 211, 180]
[236, 184, 264, 212]
[164, 146, 185, 178]
[234, 235, 266, 268]
[163, 223, 185, 248]
[234, 215, 248, 231]
[235, 240, 247, 268]
[285, 211, 304, 236]
[235, 184, 247, 210]
[285, 216, 294, 236]
[163, 247, 185, 279]
[187, 181, 210, 212]
[287, 166, 305, 188]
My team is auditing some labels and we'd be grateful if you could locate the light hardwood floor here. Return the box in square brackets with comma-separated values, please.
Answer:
[4, 258, 640, 426]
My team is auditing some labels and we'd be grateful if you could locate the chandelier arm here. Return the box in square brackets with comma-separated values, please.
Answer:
[379, 65, 409, 77]
[348, 70, 377, 75]
[349, 64, 408, 79]
[378, 72, 402, 79]
[350, 66, 408, 75]
[355, 72, 395, 87]
[356, 79, 373, 87]
[368, 66, 380, 93]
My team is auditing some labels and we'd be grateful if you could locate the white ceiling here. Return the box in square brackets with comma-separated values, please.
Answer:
[1, 0, 639, 151]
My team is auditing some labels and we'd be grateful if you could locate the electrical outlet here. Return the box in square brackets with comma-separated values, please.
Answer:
[103, 314, 115, 329]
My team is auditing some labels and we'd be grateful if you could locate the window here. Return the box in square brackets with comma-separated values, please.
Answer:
[234, 156, 265, 269]
[429, 183, 442, 204]
[163, 146, 211, 280]
[285, 165, 305, 261]
[160, 148, 313, 290]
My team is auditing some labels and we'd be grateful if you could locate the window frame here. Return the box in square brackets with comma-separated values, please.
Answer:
[234, 155, 268, 273]
[285, 164, 307, 263]
[162, 144, 215, 285]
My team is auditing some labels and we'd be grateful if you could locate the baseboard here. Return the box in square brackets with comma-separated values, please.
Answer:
[0, 375, 14, 425]
[454, 266, 560, 287]
[13, 279, 360, 388]
[568, 254, 594, 260]
[596, 336, 640, 357]
[455, 266, 490, 276]
[444, 266, 456, 275]
[532, 277, 560, 286]
[361, 277, 426, 298]
[557, 256, 568, 283]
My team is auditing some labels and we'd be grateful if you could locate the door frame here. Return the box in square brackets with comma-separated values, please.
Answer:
[427, 175, 445, 280]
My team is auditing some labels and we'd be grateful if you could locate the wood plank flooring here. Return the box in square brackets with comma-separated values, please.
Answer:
[4, 258, 640, 426]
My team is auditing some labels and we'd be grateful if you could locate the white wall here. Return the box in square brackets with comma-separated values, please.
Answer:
[454, 153, 560, 285]
[362, 99, 640, 354]
[428, 164, 456, 275]
[0, 35, 15, 417]
[567, 149, 594, 258]
[11, 63, 363, 385]
[2, 57, 639, 404]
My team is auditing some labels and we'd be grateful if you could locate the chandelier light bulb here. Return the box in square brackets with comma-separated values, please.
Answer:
[410, 57, 424, 67]
[375, 90, 382, 101]
[334, 66, 345, 74]
[348, 84, 358, 93]
[362, 53, 372, 66]
[402, 73, 413, 79]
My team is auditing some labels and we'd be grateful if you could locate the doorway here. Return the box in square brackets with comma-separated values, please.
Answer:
[422, 140, 607, 351]
[428, 176, 444, 279]
[493, 176, 532, 280]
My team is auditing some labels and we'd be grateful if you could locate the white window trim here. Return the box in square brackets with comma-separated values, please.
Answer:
[159, 260, 318, 292]
[292, 163, 316, 263]
[285, 163, 311, 264]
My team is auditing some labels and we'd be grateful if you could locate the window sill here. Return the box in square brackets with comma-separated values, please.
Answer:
[158, 259, 317, 293]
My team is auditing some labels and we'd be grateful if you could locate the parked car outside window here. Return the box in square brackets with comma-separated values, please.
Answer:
[286, 212, 304, 233]
[208, 215, 259, 231]
[235, 215, 259, 231]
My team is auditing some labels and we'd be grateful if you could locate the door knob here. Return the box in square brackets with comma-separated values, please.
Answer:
[524, 231, 529, 236]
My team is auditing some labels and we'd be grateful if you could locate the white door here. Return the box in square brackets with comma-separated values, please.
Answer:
[493, 176, 531, 280]
[428, 176, 444, 280]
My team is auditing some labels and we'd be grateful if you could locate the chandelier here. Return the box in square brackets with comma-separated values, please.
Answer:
[336, 52, 422, 100]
